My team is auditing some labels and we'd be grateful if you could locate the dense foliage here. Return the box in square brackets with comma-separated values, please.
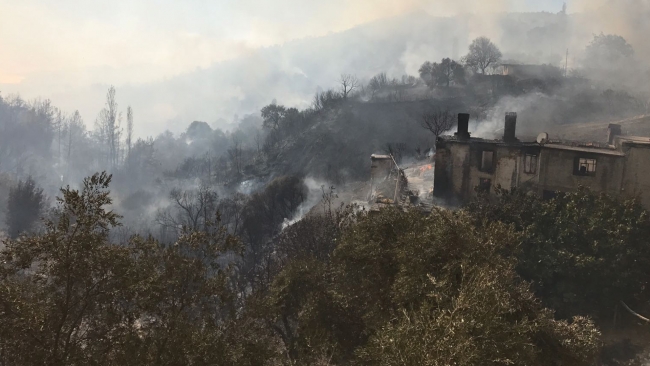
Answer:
[266, 208, 600, 365]
[0, 175, 608, 365]
[464, 37, 502, 75]
[0, 173, 278, 365]
[6, 176, 46, 238]
[466, 188, 650, 321]
[419, 58, 466, 87]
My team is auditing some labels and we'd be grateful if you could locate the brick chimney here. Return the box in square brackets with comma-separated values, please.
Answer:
[503, 112, 518, 142]
[607, 124, 621, 145]
[455, 113, 471, 140]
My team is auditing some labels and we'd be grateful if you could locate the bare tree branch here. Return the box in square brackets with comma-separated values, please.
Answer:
[420, 109, 454, 140]
[340, 74, 359, 99]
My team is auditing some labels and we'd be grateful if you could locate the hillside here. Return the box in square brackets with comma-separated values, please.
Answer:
[3, 10, 580, 137]
[554, 114, 650, 142]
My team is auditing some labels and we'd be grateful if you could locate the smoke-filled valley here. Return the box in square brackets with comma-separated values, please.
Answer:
[3, 1, 650, 364]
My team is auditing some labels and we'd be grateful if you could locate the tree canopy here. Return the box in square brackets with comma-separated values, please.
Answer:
[0, 174, 610, 365]
[419, 58, 466, 87]
[266, 207, 601, 365]
[0, 173, 276, 365]
[584, 33, 635, 70]
[464, 37, 503, 74]
[6, 176, 46, 238]
[466, 187, 650, 320]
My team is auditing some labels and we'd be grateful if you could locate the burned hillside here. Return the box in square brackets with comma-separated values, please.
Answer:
[3, 1, 650, 364]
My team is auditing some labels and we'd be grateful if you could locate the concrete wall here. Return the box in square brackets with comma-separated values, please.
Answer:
[450, 143, 471, 198]
[537, 148, 624, 195]
[434, 141, 460, 198]
[434, 141, 540, 201]
[515, 147, 542, 190]
[370, 156, 398, 203]
[370, 157, 393, 181]
[621, 144, 650, 207]
[463, 143, 504, 198]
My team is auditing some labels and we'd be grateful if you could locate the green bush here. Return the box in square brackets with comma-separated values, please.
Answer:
[268, 208, 601, 365]
[466, 187, 650, 320]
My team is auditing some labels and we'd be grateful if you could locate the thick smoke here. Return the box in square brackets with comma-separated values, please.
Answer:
[281, 177, 331, 230]
[470, 92, 583, 139]
[2, 1, 650, 238]
[8, 0, 644, 137]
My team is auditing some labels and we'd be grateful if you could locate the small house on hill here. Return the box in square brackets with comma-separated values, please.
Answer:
[496, 63, 564, 80]
[434, 113, 650, 208]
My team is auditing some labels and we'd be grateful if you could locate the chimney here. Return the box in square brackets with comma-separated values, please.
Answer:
[607, 123, 621, 145]
[503, 112, 518, 142]
[455, 113, 470, 140]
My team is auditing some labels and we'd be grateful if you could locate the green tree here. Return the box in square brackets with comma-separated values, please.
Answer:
[358, 269, 600, 366]
[466, 187, 650, 320]
[239, 175, 308, 290]
[267, 208, 601, 364]
[265, 200, 359, 362]
[0, 173, 279, 365]
[420, 58, 466, 87]
[437, 58, 466, 86]
[261, 103, 287, 131]
[6, 176, 46, 238]
[185, 120, 213, 141]
[0, 173, 131, 364]
[418, 61, 434, 83]
[464, 37, 502, 74]
[584, 33, 634, 69]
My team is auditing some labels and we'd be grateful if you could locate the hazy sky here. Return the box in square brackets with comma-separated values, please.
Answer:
[1, 0, 566, 86]
[1, 0, 587, 136]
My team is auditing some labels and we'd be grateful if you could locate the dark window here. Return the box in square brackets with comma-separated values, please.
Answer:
[478, 178, 491, 193]
[524, 154, 537, 174]
[480, 151, 494, 172]
[574, 157, 597, 176]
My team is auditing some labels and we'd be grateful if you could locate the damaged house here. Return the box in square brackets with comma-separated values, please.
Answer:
[434, 113, 650, 208]
[368, 154, 406, 209]
[368, 153, 435, 212]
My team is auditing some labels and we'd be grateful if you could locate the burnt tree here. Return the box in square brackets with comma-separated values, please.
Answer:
[420, 109, 454, 141]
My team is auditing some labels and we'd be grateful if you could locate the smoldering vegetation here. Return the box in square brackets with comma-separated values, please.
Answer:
[2, 3, 650, 363]
[2, 4, 650, 242]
